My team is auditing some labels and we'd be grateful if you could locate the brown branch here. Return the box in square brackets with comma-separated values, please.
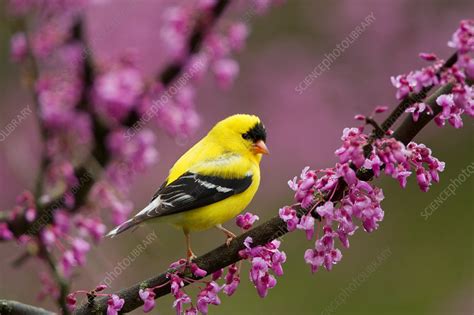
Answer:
[73, 77, 463, 315]
[0, 300, 56, 315]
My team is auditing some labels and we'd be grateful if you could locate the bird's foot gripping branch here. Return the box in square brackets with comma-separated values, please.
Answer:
[68, 20, 474, 315]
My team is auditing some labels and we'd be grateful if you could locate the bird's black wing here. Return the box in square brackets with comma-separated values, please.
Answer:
[141, 172, 253, 218]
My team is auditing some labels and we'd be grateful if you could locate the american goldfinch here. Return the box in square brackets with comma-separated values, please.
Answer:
[107, 114, 268, 260]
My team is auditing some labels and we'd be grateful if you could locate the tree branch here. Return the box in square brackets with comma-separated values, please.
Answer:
[39, 243, 71, 315]
[73, 77, 463, 314]
[0, 300, 56, 315]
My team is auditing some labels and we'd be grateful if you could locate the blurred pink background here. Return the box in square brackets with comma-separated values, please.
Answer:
[1, 1, 473, 314]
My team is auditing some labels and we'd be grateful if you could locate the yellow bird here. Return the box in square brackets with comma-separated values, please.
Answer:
[106, 114, 269, 260]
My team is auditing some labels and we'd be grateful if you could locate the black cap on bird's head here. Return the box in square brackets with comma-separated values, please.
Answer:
[242, 122, 267, 143]
[242, 121, 268, 155]
[211, 114, 269, 155]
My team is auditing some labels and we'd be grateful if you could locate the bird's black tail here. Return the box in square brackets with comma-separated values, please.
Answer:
[105, 218, 138, 238]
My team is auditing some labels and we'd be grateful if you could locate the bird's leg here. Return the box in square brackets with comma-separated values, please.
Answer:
[216, 224, 237, 246]
[184, 230, 197, 263]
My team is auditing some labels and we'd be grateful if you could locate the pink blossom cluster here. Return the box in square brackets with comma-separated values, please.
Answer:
[159, 2, 249, 89]
[280, 21, 474, 275]
[281, 121, 447, 273]
[0, 192, 106, 293]
[365, 139, 445, 191]
[239, 236, 286, 298]
[134, 0, 282, 142]
[39, 208, 106, 277]
[393, 20, 474, 127]
[133, 212, 278, 314]
[66, 284, 125, 314]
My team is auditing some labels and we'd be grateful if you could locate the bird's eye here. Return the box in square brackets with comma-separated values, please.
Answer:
[242, 133, 251, 140]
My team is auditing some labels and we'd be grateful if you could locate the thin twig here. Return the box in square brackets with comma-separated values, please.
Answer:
[0, 300, 56, 315]
[39, 242, 71, 315]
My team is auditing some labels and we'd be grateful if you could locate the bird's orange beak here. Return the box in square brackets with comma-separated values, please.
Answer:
[252, 140, 270, 155]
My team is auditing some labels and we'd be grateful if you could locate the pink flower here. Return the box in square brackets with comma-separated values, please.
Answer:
[197, 282, 221, 314]
[316, 201, 334, 219]
[304, 248, 324, 273]
[170, 274, 184, 296]
[394, 167, 412, 188]
[250, 257, 270, 297]
[416, 168, 431, 192]
[212, 58, 239, 89]
[223, 263, 240, 296]
[255, 272, 276, 298]
[336, 163, 358, 186]
[71, 238, 90, 266]
[0, 223, 14, 240]
[271, 250, 286, 276]
[185, 307, 198, 315]
[437, 94, 455, 115]
[60, 250, 76, 277]
[139, 289, 156, 313]
[363, 154, 382, 177]
[107, 294, 125, 315]
[419, 52, 438, 61]
[190, 263, 207, 277]
[236, 212, 260, 230]
[173, 291, 191, 314]
[391, 74, 416, 100]
[41, 227, 57, 248]
[94, 67, 144, 121]
[374, 105, 389, 113]
[25, 207, 36, 222]
[239, 238, 285, 298]
[228, 22, 249, 51]
[205, 33, 230, 59]
[289, 167, 317, 208]
[278, 206, 299, 231]
[76, 216, 106, 242]
[95, 284, 108, 292]
[10, 32, 27, 62]
[212, 269, 223, 281]
[335, 128, 366, 168]
[160, 6, 190, 59]
[223, 276, 240, 296]
[296, 215, 315, 240]
[410, 67, 438, 90]
[66, 293, 76, 310]
[405, 102, 428, 122]
[448, 20, 474, 54]
[435, 93, 466, 128]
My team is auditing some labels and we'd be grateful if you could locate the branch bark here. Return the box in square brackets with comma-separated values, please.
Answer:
[73, 78, 463, 314]
[0, 300, 56, 315]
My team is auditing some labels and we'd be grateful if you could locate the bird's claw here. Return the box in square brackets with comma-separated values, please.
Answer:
[187, 250, 197, 263]
[225, 233, 236, 246]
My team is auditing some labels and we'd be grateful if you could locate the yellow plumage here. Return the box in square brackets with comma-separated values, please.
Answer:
[107, 114, 269, 260]
[163, 115, 263, 232]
